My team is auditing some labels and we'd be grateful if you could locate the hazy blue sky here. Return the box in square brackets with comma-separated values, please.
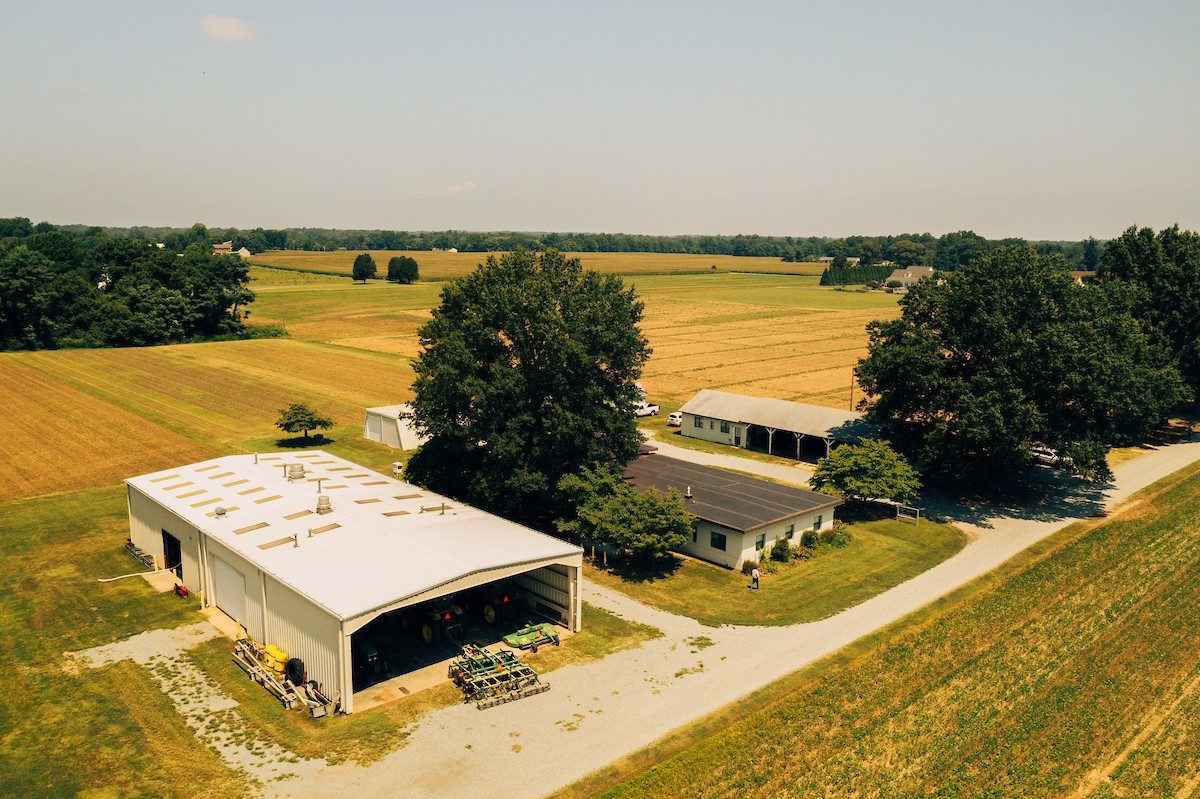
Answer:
[2, 2, 1198, 239]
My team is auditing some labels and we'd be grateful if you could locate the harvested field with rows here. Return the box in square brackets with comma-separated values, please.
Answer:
[253, 249, 826, 280]
[570, 462, 1200, 799]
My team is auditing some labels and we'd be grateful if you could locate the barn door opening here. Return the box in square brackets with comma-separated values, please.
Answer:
[161, 530, 183, 579]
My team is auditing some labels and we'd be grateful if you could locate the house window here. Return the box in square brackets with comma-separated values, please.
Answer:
[814, 515, 823, 531]
[755, 534, 766, 551]
[720, 421, 730, 434]
[710, 531, 727, 551]
[693, 415, 704, 429]
[709, 420, 714, 430]
[692, 528, 697, 544]
[786, 523, 795, 540]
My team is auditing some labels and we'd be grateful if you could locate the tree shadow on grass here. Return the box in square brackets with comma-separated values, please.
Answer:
[922, 467, 1110, 529]
[593, 553, 683, 584]
[274, 434, 333, 449]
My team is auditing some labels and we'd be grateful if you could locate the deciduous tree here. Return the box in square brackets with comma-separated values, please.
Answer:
[351, 253, 377, 282]
[387, 255, 419, 283]
[556, 465, 692, 562]
[405, 249, 650, 524]
[810, 439, 922, 503]
[856, 246, 1186, 482]
[275, 402, 333, 440]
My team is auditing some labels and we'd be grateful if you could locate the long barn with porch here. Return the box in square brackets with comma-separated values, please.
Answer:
[677, 389, 875, 460]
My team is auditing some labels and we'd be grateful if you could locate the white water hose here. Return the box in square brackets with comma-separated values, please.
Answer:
[97, 563, 181, 583]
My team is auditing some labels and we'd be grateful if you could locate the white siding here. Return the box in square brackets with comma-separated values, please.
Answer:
[739, 511, 837, 565]
[680, 413, 745, 448]
[206, 538, 266, 642]
[127, 486, 202, 589]
[516, 565, 572, 626]
[364, 412, 383, 442]
[264, 573, 341, 702]
[679, 521, 743, 569]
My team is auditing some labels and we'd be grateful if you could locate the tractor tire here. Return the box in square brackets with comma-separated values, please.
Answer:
[530, 640, 539, 653]
[420, 622, 437, 646]
[483, 603, 497, 624]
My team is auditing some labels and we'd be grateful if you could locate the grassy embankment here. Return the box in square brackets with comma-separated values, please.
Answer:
[556, 460, 1200, 799]
[587, 505, 967, 626]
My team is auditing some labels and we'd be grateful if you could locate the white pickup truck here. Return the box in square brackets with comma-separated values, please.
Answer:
[634, 401, 660, 417]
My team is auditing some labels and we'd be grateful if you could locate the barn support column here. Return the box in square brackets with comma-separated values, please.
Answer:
[339, 622, 353, 714]
[794, 432, 804, 459]
[823, 438, 831, 456]
[766, 427, 776, 455]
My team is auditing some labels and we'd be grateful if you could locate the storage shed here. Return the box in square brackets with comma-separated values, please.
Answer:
[678, 389, 876, 460]
[623, 453, 843, 569]
[363, 404, 428, 450]
[125, 451, 582, 713]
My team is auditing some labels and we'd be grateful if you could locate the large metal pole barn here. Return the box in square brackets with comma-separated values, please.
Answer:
[126, 451, 583, 713]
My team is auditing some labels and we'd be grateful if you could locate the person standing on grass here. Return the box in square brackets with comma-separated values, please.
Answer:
[751, 565, 760, 590]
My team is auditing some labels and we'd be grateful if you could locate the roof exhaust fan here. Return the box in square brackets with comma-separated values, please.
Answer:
[685, 485, 693, 500]
[316, 495, 332, 515]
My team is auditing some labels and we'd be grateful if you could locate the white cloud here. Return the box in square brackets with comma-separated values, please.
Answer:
[199, 14, 256, 43]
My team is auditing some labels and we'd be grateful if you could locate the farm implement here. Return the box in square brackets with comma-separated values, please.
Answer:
[232, 632, 338, 717]
[501, 622, 561, 652]
[448, 644, 550, 709]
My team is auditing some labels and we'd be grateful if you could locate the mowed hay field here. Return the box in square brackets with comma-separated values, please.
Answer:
[246, 267, 900, 407]
[254, 249, 826, 279]
[562, 463, 1200, 799]
[0, 338, 414, 501]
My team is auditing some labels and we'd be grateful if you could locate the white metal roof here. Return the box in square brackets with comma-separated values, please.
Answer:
[365, 403, 412, 418]
[679, 389, 876, 442]
[126, 451, 581, 623]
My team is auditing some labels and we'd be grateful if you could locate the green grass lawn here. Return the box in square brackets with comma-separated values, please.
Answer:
[587, 507, 968, 626]
[556, 461, 1200, 799]
[188, 602, 661, 766]
[0, 486, 246, 798]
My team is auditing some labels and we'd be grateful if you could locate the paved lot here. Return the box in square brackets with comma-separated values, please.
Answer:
[78, 439, 1200, 798]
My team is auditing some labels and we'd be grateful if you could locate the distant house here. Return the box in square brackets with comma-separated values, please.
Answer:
[677, 389, 875, 460]
[816, 256, 860, 266]
[211, 242, 251, 259]
[884, 266, 935, 293]
[624, 452, 842, 569]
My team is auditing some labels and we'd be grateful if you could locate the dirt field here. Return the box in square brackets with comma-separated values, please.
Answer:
[253, 249, 826, 280]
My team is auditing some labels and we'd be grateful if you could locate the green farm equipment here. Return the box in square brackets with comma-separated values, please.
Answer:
[501, 622, 561, 652]
[448, 644, 550, 709]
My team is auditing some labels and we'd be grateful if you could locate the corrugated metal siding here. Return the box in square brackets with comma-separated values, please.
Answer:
[127, 486, 202, 589]
[264, 573, 341, 697]
[206, 538, 266, 642]
[516, 566, 571, 624]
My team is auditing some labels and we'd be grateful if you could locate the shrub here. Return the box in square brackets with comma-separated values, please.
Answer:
[800, 529, 818, 549]
[829, 520, 852, 548]
[770, 536, 793, 563]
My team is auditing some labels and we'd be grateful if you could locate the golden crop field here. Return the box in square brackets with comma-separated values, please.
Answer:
[0, 357, 216, 500]
[253, 249, 826, 279]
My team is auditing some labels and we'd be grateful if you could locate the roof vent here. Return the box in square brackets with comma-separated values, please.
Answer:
[287, 463, 306, 481]
[316, 495, 332, 515]
[392, 461, 403, 475]
[214, 506, 227, 518]
[685, 485, 693, 500]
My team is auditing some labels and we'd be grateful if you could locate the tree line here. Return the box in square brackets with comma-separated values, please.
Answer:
[2, 216, 1102, 271]
[0, 220, 257, 350]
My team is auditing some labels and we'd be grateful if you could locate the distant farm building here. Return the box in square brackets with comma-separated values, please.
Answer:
[363, 404, 428, 450]
[884, 266, 934, 293]
[126, 451, 582, 713]
[211, 241, 251, 259]
[678, 389, 875, 460]
[624, 452, 842, 569]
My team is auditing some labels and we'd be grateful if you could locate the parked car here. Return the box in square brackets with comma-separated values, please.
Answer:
[635, 401, 659, 417]
[667, 411, 682, 427]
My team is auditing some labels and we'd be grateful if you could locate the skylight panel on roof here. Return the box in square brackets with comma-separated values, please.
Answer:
[238, 487, 264, 496]
[307, 523, 340, 536]
[164, 481, 193, 491]
[149, 473, 180, 483]
[177, 489, 205, 499]
[259, 535, 295, 550]
[207, 470, 234, 480]
[222, 479, 248, 488]
[191, 497, 221, 508]
[194, 464, 220, 472]
[381, 510, 410, 517]
[254, 494, 283, 504]
[355, 498, 382, 505]
[233, 521, 269, 535]
[283, 509, 314, 520]
[206, 505, 238, 517]
[363, 480, 388, 486]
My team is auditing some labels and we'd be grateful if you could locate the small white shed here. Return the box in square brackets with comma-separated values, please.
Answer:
[363, 404, 428, 450]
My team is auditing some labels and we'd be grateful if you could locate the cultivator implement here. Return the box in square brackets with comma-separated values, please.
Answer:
[448, 644, 550, 709]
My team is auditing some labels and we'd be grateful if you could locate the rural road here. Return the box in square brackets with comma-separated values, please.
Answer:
[265, 438, 1200, 799]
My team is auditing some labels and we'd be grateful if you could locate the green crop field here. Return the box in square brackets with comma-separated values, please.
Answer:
[558, 462, 1200, 799]
[253, 249, 827, 280]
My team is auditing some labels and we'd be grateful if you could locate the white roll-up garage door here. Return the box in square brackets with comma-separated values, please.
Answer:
[212, 555, 247, 622]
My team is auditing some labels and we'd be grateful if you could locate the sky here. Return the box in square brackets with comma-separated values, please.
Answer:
[2, 2, 1198, 240]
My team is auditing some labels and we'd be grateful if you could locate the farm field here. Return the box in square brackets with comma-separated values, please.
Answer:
[253, 249, 827, 279]
[558, 461, 1200, 799]
[587, 510, 967, 626]
[246, 267, 900, 408]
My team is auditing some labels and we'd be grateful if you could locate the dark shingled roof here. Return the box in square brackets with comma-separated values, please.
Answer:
[623, 453, 842, 534]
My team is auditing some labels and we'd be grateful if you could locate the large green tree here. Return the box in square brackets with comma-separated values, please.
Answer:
[810, 439, 922, 503]
[556, 465, 692, 562]
[856, 246, 1186, 482]
[405, 249, 650, 524]
[351, 253, 377, 282]
[275, 402, 333, 440]
[1096, 225, 1200, 396]
[387, 255, 419, 283]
